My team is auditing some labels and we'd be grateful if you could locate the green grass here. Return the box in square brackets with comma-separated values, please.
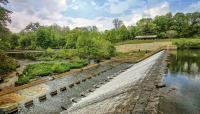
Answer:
[115, 39, 171, 45]
[173, 38, 200, 49]
[16, 58, 87, 85]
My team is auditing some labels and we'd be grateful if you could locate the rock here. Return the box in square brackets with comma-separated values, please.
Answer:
[48, 77, 55, 81]
[155, 83, 166, 89]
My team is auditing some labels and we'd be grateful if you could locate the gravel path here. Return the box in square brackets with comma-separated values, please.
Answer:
[61, 51, 166, 114]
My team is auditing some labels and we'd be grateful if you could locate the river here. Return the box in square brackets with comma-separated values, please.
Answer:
[159, 50, 200, 114]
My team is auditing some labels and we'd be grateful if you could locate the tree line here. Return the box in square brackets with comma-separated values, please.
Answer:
[1, 0, 200, 51]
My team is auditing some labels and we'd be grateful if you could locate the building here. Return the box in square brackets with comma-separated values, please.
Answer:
[135, 35, 157, 40]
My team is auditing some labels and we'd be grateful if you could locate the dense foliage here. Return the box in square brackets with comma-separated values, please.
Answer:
[0, 50, 18, 74]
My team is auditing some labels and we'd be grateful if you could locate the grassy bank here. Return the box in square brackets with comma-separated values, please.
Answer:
[115, 39, 171, 46]
[173, 38, 200, 49]
[16, 58, 87, 85]
[115, 50, 149, 59]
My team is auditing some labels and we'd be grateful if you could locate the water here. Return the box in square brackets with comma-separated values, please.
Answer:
[159, 50, 200, 114]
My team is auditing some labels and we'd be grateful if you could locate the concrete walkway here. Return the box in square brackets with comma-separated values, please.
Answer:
[61, 50, 167, 114]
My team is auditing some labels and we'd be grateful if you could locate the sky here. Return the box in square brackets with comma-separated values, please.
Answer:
[4, 0, 200, 32]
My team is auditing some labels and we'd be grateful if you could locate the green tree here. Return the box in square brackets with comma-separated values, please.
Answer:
[36, 27, 52, 49]
[116, 25, 130, 41]
[128, 26, 137, 39]
[19, 32, 36, 49]
[186, 12, 200, 36]
[76, 32, 97, 59]
[171, 12, 190, 37]
[136, 18, 157, 35]
[0, 0, 12, 50]
[104, 29, 116, 43]
[10, 34, 19, 49]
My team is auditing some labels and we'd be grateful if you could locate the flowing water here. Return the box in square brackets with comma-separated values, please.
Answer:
[159, 50, 200, 114]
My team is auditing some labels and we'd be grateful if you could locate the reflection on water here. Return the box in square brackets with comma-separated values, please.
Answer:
[160, 50, 200, 114]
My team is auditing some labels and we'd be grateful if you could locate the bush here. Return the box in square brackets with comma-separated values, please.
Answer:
[0, 50, 18, 74]
[16, 74, 32, 85]
[52, 63, 70, 73]
[173, 38, 200, 49]
[25, 63, 53, 76]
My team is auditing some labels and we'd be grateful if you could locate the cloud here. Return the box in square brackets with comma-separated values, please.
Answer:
[186, 1, 200, 12]
[7, 0, 171, 32]
[106, 0, 146, 14]
[8, 8, 113, 32]
[144, 2, 170, 18]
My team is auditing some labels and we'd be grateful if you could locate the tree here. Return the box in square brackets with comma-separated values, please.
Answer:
[104, 29, 116, 43]
[10, 34, 19, 49]
[116, 25, 130, 41]
[186, 12, 200, 36]
[76, 32, 97, 59]
[166, 30, 178, 38]
[113, 19, 123, 29]
[136, 18, 157, 35]
[21, 22, 41, 33]
[171, 12, 190, 37]
[36, 27, 51, 49]
[128, 26, 137, 39]
[19, 32, 36, 49]
[65, 32, 79, 49]
[0, 0, 12, 50]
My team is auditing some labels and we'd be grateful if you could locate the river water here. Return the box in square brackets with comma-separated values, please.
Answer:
[159, 50, 200, 114]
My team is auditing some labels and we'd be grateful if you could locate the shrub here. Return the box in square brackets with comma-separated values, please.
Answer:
[52, 63, 70, 73]
[0, 50, 18, 74]
[16, 74, 32, 85]
[173, 38, 200, 49]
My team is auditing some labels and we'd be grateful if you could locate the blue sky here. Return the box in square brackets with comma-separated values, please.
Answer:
[6, 0, 200, 32]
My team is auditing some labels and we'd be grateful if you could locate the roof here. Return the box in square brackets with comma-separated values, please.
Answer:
[135, 35, 157, 39]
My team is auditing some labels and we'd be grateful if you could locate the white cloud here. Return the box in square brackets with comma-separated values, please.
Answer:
[8, 0, 170, 32]
[121, 1, 170, 26]
[8, 9, 113, 32]
[144, 2, 170, 18]
[186, 1, 200, 12]
[107, 0, 146, 14]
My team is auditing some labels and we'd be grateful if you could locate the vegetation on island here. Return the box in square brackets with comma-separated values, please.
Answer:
[16, 57, 87, 85]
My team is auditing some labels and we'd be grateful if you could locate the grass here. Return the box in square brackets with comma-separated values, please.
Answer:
[173, 38, 200, 49]
[16, 58, 87, 85]
[116, 50, 148, 59]
[115, 39, 171, 46]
